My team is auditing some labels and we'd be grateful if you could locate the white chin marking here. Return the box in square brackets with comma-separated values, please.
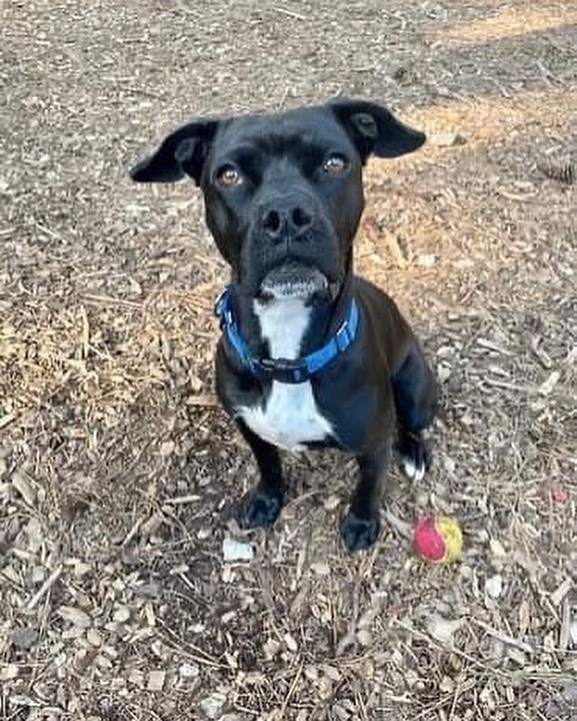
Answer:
[401, 457, 425, 482]
[253, 296, 311, 359]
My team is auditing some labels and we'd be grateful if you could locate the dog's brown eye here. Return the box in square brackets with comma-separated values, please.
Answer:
[323, 155, 348, 175]
[217, 166, 243, 187]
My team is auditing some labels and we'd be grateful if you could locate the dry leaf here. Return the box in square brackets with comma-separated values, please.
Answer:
[426, 615, 463, 647]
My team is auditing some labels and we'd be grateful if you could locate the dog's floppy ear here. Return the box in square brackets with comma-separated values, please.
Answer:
[130, 119, 220, 185]
[329, 98, 425, 164]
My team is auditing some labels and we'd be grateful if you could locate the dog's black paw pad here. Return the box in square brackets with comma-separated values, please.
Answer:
[340, 510, 380, 552]
[398, 432, 432, 482]
[239, 489, 283, 529]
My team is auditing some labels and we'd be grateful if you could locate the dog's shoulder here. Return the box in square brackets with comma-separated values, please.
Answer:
[352, 275, 405, 329]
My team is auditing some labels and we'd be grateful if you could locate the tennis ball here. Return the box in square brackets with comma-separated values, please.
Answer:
[412, 515, 463, 563]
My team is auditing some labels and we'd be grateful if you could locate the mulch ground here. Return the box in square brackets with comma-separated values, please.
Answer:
[1, 1, 576, 719]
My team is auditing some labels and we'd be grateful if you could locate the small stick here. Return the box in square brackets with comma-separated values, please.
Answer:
[163, 494, 202, 506]
[80, 305, 90, 359]
[0, 413, 16, 430]
[82, 294, 142, 309]
[472, 618, 534, 654]
[476, 338, 514, 356]
[122, 517, 143, 546]
[278, 662, 304, 717]
[273, 7, 306, 20]
[27, 565, 63, 610]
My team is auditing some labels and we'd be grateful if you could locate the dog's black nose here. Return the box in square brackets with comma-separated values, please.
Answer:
[261, 202, 314, 241]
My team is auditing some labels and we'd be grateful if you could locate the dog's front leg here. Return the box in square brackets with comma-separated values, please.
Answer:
[340, 443, 391, 552]
[236, 419, 285, 529]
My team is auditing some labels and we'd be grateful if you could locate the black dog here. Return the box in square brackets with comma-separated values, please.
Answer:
[130, 99, 438, 552]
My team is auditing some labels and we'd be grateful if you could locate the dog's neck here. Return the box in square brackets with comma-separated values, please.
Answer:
[229, 273, 354, 361]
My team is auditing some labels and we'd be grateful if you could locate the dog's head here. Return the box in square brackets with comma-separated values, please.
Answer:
[130, 99, 425, 301]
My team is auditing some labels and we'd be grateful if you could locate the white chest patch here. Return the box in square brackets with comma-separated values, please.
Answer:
[236, 297, 333, 451]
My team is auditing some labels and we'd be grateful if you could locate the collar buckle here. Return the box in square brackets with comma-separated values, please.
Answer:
[258, 357, 308, 384]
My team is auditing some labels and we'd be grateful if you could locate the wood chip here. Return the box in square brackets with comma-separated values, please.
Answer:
[426, 615, 463, 647]
[222, 538, 253, 562]
[538, 370, 561, 396]
[320, 664, 342, 682]
[58, 606, 92, 628]
[159, 440, 176, 456]
[0, 413, 16, 430]
[11, 470, 36, 506]
[356, 629, 373, 646]
[550, 577, 572, 607]
[323, 495, 340, 510]
[518, 599, 531, 636]
[569, 619, 577, 647]
[12, 628, 39, 650]
[489, 538, 507, 558]
[429, 131, 466, 147]
[86, 629, 103, 647]
[26, 566, 63, 610]
[284, 632, 298, 653]
[147, 670, 166, 692]
[113, 606, 131, 623]
[416, 253, 436, 267]
[485, 574, 504, 599]
[530, 337, 553, 369]
[0, 664, 19, 682]
[199, 692, 226, 718]
[178, 662, 200, 678]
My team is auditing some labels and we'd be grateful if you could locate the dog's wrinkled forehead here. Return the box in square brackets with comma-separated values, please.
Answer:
[209, 107, 356, 164]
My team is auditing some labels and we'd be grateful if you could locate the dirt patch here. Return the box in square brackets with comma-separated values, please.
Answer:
[431, 6, 577, 46]
[1, 1, 576, 720]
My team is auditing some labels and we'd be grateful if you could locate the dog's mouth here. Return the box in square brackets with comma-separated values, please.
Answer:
[259, 261, 331, 301]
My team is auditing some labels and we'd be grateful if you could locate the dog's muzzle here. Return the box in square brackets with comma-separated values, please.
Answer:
[249, 191, 341, 299]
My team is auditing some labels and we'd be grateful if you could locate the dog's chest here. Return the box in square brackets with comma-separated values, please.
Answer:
[236, 298, 333, 451]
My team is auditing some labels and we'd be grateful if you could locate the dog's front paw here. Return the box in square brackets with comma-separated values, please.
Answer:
[240, 489, 283, 529]
[398, 431, 432, 482]
[340, 510, 380, 552]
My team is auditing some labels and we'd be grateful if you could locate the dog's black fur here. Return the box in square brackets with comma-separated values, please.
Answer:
[131, 99, 438, 552]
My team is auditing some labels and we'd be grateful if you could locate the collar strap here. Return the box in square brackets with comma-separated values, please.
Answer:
[214, 286, 360, 384]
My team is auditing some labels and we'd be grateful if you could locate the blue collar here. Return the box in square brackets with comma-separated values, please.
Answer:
[214, 286, 360, 384]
